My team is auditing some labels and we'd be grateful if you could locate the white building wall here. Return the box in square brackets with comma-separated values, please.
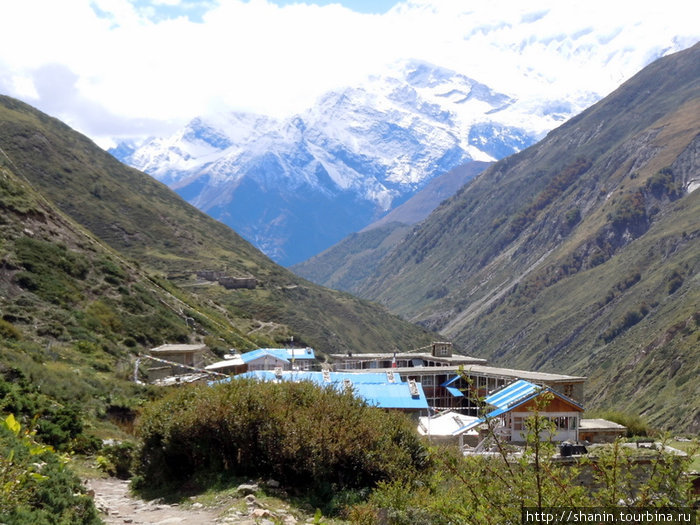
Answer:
[509, 411, 580, 442]
[247, 356, 289, 371]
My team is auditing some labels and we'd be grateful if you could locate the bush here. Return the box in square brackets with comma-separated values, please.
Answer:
[666, 269, 684, 295]
[0, 414, 100, 525]
[0, 368, 98, 452]
[135, 380, 429, 498]
[0, 319, 22, 340]
[97, 441, 136, 479]
[646, 167, 682, 200]
[593, 410, 652, 437]
[601, 303, 650, 343]
[608, 191, 646, 230]
[350, 412, 695, 524]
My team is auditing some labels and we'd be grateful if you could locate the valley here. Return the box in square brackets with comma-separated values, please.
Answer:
[0, 7, 697, 522]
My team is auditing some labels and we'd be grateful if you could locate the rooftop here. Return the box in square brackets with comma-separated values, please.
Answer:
[150, 343, 207, 355]
[215, 370, 428, 410]
[241, 347, 316, 363]
[418, 411, 480, 437]
[340, 364, 586, 383]
[452, 380, 584, 435]
[331, 352, 487, 365]
[579, 418, 627, 431]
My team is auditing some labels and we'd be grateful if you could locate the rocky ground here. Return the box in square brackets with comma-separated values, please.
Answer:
[86, 477, 313, 525]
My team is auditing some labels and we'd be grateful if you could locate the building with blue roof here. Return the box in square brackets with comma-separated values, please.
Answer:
[214, 369, 428, 412]
[240, 347, 316, 371]
[452, 379, 584, 444]
[331, 343, 586, 414]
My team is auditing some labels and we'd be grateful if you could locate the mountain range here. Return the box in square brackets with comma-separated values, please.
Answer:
[303, 43, 699, 431]
[111, 60, 565, 265]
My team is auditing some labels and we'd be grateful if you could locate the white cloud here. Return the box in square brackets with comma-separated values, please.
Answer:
[0, 0, 697, 148]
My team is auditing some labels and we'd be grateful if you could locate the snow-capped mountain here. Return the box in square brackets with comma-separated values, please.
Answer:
[112, 60, 587, 266]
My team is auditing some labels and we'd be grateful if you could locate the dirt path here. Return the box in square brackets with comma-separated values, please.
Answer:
[86, 477, 303, 525]
[87, 477, 221, 525]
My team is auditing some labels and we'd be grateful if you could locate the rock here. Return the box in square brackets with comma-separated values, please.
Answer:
[251, 508, 271, 518]
[265, 478, 280, 488]
[244, 494, 257, 505]
[191, 502, 204, 509]
[236, 483, 259, 496]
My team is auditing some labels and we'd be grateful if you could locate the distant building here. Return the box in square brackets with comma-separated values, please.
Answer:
[452, 380, 584, 445]
[217, 276, 257, 289]
[148, 343, 208, 380]
[331, 342, 487, 369]
[579, 418, 627, 443]
[241, 347, 316, 371]
[196, 270, 257, 289]
[331, 344, 586, 414]
[205, 354, 246, 375]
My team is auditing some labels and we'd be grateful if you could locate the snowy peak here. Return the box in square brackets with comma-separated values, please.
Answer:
[112, 59, 542, 265]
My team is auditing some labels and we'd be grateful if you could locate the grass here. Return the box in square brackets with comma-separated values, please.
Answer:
[669, 440, 700, 472]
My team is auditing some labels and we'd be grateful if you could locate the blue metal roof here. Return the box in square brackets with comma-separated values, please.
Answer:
[484, 379, 540, 410]
[214, 370, 428, 410]
[353, 382, 428, 410]
[240, 348, 316, 363]
[240, 349, 289, 364]
[442, 375, 461, 387]
[446, 386, 464, 397]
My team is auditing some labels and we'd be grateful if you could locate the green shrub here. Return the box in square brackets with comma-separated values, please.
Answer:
[135, 380, 429, 498]
[608, 191, 646, 230]
[0, 319, 22, 340]
[0, 414, 100, 525]
[666, 269, 684, 295]
[593, 410, 652, 437]
[351, 415, 695, 524]
[646, 167, 682, 200]
[601, 303, 650, 343]
[98, 441, 136, 479]
[564, 207, 581, 227]
[0, 368, 98, 452]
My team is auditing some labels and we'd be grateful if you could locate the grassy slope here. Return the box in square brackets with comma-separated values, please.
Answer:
[0, 95, 433, 357]
[0, 156, 202, 429]
[291, 222, 412, 293]
[354, 44, 700, 431]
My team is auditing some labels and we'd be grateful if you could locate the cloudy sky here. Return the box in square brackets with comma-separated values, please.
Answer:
[0, 0, 697, 148]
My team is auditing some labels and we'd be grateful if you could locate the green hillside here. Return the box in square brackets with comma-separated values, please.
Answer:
[354, 44, 700, 431]
[0, 95, 433, 365]
[291, 221, 412, 294]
